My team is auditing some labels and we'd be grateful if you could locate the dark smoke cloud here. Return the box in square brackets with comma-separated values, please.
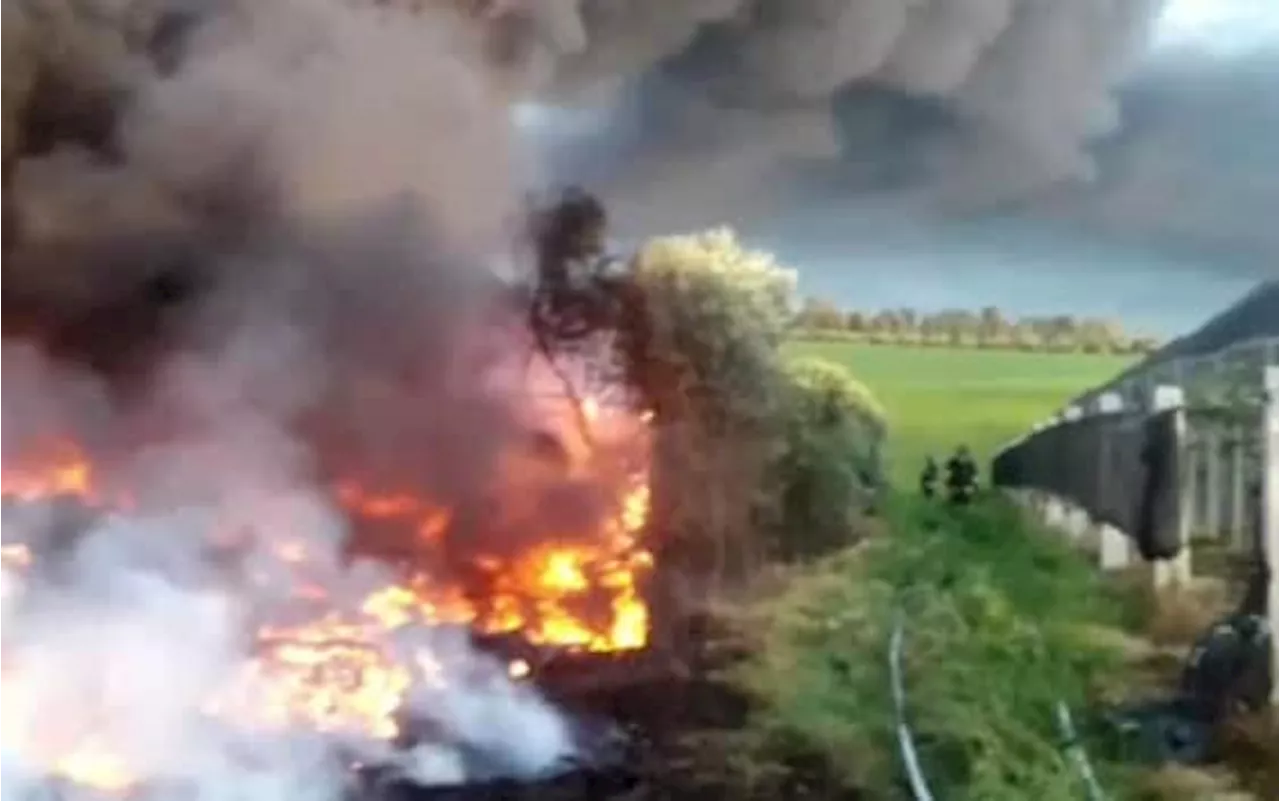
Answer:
[1036, 45, 1279, 269]
[506, 0, 1165, 232]
[1, 0, 627, 566]
[0, 0, 1168, 263]
[3, 0, 1273, 325]
[513, 0, 1272, 278]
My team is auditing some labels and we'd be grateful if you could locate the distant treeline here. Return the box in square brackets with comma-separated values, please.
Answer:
[792, 299, 1163, 355]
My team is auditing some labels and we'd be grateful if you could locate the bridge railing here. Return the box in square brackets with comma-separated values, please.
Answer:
[989, 281, 1278, 698]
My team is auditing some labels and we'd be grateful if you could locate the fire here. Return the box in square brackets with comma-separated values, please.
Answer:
[209, 615, 415, 740]
[339, 478, 652, 652]
[1, 438, 95, 502]
[1, 386, 653, 791]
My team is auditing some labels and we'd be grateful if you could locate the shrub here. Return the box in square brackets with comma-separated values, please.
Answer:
[628, 230, 887, 577]
[630, 228, 797, 584]
[632, 227, 795, 429]
[758, 356, 887, 561]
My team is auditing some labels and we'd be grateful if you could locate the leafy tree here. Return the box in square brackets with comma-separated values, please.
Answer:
[978, 306, 1006, 344]
[787, 300, 1160, 354]
[760, 356, 886, 561]
[628, 230, 889, 585]
[796, 296, 845, 330]
[630, 228, 797, 588]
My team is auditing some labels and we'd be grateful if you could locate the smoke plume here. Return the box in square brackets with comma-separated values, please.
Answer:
[0, 0, 628, 796]
[516, 0, 1163, 229]
[3, 0, 1178, 266]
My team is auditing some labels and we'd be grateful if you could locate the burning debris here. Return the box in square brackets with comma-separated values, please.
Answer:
[0, 1, 665, 798]
[0, 343, 655, 798]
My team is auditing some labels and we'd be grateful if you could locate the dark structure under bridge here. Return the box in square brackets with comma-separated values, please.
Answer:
[990, 280, 1278, 701]
[991, 406, 1185, 561]
[992, 280, 1276, 557]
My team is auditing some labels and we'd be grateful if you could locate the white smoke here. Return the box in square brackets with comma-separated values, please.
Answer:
[1, 0, 584, 794]
[1, 334, 577, 800]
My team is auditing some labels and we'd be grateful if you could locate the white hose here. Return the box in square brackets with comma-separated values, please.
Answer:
[889, 612, 936, 801]
[1055, 700, 1107, 801]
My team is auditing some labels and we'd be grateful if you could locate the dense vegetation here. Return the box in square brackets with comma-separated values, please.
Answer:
[628, 229, 887, 587]
[793, 298, 1162, 355]
[722, 497, 1138, 801]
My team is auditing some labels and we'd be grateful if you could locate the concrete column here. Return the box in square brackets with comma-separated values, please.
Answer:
[1261, 366, 1278, 702]
[1185, 432, 1203, 535]
[1150, 385, 1191, 590]
[1202, 427, 1223, 541]
[1094, 392, 1130, 570]
[1229, 426, 1247, 551]
[1056, 406, 1090, 540]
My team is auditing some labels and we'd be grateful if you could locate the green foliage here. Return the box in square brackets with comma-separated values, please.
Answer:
[759, 357, 888, 560]
[792, 304, 1161, 356]
[633, 227, 796, 430]
[730, 495, 1139, 800]
[785, 341, 1134, 489]
[629, 231, 891, 575]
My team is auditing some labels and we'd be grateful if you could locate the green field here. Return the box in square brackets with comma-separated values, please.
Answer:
[784, 341, 1135, 488]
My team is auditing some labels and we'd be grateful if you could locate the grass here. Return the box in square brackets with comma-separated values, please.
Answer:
[784, 341, 1134, 489]
[721, 494, 1144, 800]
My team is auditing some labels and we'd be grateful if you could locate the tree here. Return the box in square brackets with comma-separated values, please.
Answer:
[978, 306, 1006, 344]
[762, 356, 886, 560]
[796, 297, 845, 330]
[630, 228, 798, 588]
[1010, 319, 1041, 351]
[1076, 317, 1117, 354]
[870, 310, 901, 341]
[789, 303, 1155, 354]
[628, 229, 890, 582]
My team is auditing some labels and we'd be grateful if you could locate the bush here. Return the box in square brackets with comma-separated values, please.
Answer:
[758, 357, 887, 561]
[630, 228, 798, 584]
[632, 227, 795, 430]
[629, 230, 888, 579]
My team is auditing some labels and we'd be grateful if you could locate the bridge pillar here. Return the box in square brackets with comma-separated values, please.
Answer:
[1148, 385, 1191, 590]
[1094, 392, 1130, 570]
[1262, 366, 1278, 702]
[1058, 406, 1091, 542]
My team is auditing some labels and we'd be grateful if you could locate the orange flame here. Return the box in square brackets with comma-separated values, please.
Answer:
[1, 439, 95, 501]
[1, 389, 653, 792]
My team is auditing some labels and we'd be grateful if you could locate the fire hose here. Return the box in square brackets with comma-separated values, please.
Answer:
[889, 609, 1108, 801]
[1055, 700, 1107, 801]
[888, 611, 936, 801]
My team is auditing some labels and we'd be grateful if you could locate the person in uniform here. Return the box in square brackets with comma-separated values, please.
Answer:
[945, 445, 979, 506]
[919, 456, 939, 499]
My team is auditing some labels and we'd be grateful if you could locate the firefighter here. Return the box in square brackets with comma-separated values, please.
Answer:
[944, 445, 979, 506]
[919, 456, 939, 499]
